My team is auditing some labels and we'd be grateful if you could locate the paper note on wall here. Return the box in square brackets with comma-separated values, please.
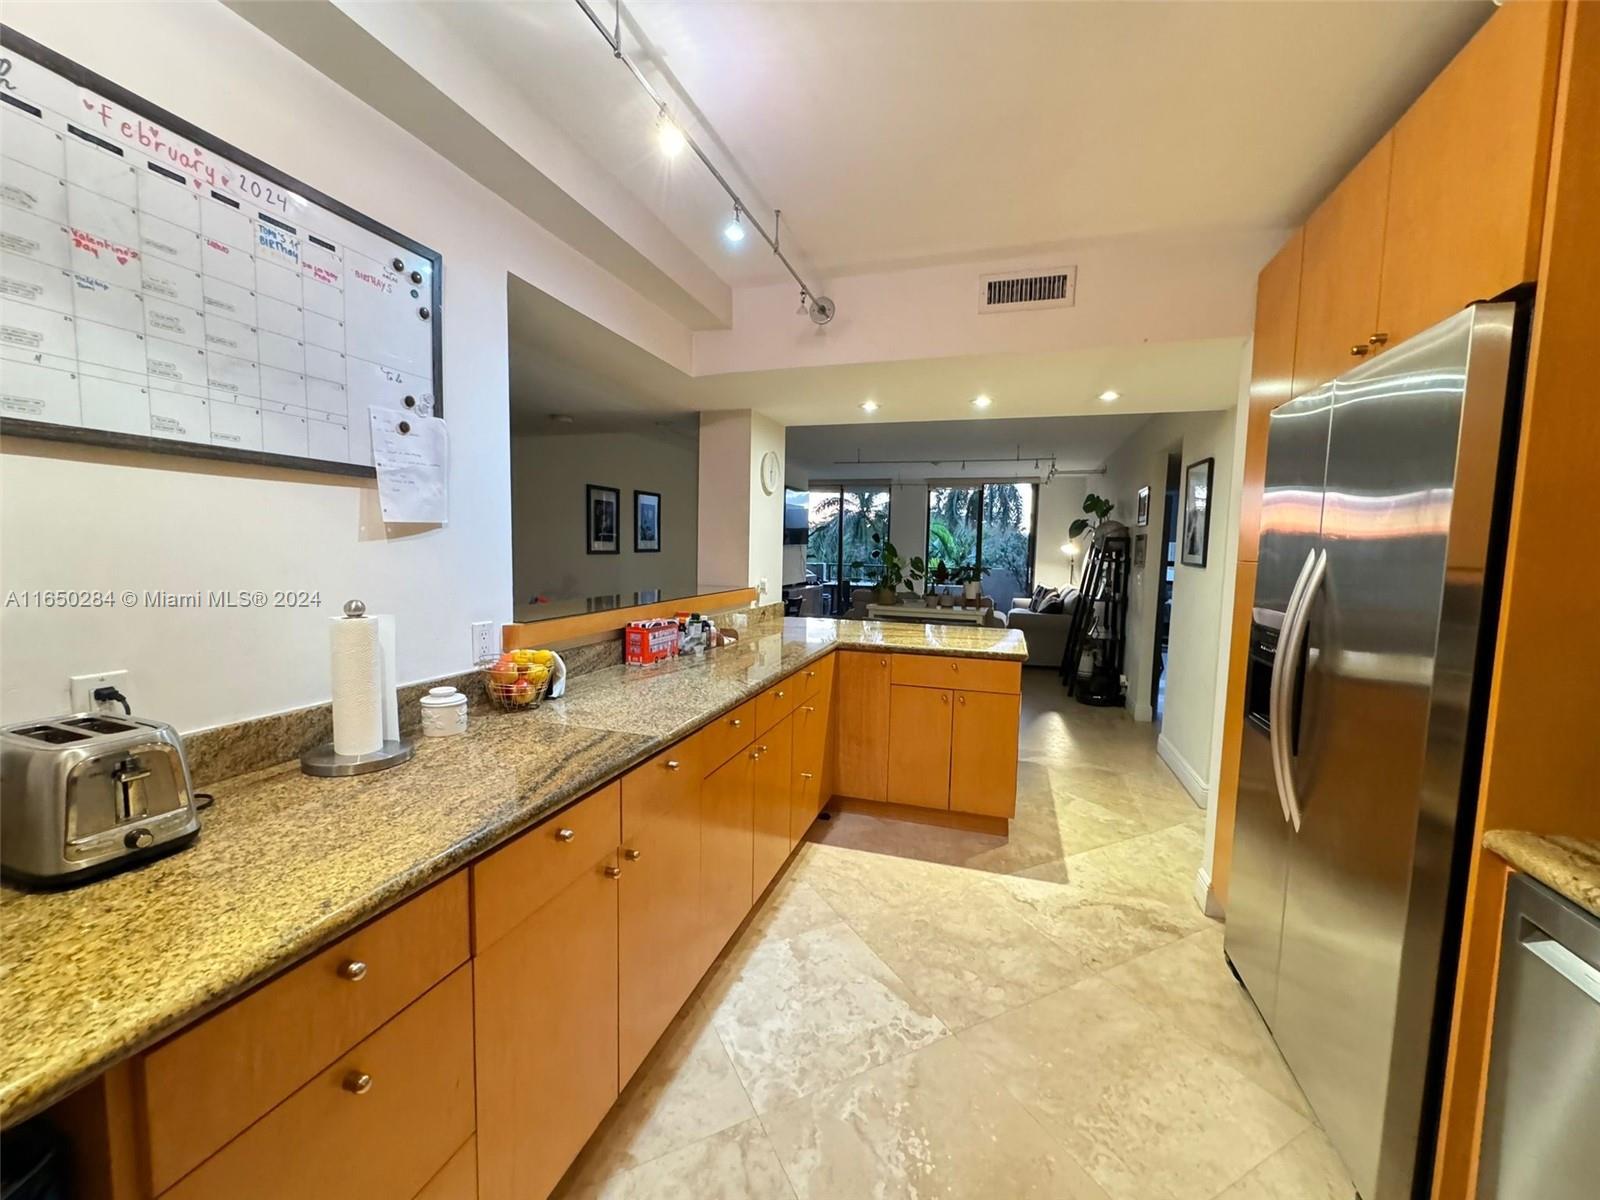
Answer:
[369, 408, 449, 524]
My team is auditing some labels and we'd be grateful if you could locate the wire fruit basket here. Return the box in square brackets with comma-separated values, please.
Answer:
[480, 652, 554, 711]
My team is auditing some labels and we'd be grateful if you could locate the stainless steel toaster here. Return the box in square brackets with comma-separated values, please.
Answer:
[1, 713, 200, 886]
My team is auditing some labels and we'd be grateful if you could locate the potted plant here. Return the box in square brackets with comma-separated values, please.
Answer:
[957, 562, 985, 603]
[852, 532, 923, 606]
[1069, 493, 1117, 544]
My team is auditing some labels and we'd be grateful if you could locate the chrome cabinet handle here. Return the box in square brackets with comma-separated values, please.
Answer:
[338, 960, 367, 982]
[799, 771, 814, 780]
[940, 693, 948, 704]
[775, 689, 785, 698]
[957, 695, 966, 705]
[1368, 332, 1389, 347]
[624, 848, 642, 861]
[604, 865, 623, 879]
[950, 662, 958, 671]
[878, 658, 887, 666]
[800, 704, 816, 713]
[1350, 344, 1371, 357]
[730, 718, 742, 728]
[555, 828, 575, 843]
[665, 759, 681, 771]
[343, 1071, 373, 1095]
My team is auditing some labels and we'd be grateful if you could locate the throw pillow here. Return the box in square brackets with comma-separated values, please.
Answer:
[1039, 589, 1066, 614]
[1029, 584, 1050, 612]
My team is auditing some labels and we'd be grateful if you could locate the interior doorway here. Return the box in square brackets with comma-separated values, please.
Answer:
[1150, 451, 1182, 725]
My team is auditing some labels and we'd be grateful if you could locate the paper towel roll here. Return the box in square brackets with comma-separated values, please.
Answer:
[374, 613, 400, 744]
[331, 615, 384, 756]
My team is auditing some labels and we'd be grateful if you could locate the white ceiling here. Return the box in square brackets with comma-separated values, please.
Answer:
[446, 0, 1491, 285]
[787, 414, 1151, 483]
[508, 274, 1243, 430]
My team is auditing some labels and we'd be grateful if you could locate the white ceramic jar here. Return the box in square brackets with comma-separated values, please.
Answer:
[420, 686, 468, 737]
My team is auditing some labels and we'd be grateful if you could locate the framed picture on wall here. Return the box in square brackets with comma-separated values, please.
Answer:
[587, 484, 620, 554]
[1136, 485, 1151, 527]
[635, 490, 661, 553]
[1180, 457, 1214, 568]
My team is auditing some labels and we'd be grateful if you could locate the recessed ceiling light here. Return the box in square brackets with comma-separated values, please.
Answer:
[971, 394, 992, 410]
[860, 399, 879, 414]
[1098, 390, 1121, 402]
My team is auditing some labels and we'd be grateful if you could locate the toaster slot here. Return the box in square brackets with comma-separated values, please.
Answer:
[63, 716, 138, 735]
[13, 724, 90, 744]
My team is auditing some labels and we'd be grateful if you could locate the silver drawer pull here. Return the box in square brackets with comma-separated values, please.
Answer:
[604, 865, 623, 879]
[624, 848, 642, 861]
[555, 828, 575, 843]
[730, 717, 743, 728]
[343, 1071, 373, 1095]
[1524, 931, 1600, 1004]
[801, 705, 816, 713]
[775, 689, 785, 699]
[799, 772, 814, 780]
[338, 960, 367, 982]
[665, 759, 681, 771]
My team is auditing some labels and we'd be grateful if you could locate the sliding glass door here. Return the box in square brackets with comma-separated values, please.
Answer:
[806, 486, 891, 614]
[927, 483, 1036, 603]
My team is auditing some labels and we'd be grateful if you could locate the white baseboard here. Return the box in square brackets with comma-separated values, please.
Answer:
[1133, 701, 1154, 723]
[1157, 733, 1209, 810]
[1193, 866, 1225, 919]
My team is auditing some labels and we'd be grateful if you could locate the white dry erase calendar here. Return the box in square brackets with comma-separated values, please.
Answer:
[0, 27, 443, 477]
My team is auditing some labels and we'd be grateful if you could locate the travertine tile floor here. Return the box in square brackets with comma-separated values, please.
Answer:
[554, 672, 1359, 1200]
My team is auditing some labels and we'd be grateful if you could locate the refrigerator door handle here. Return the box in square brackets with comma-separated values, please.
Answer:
[1269, 549, 1318, 826]
[1276, 548, 1327, 832]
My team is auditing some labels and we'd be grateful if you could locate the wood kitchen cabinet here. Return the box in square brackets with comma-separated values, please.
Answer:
[474, 789, 621, 1200]
[618, 741, 705, 1085]
[751, 714, 794, 898]
[164, 967, 476, 1200]
[886, 684, 953, 810]
[834, 651, 891, 801]
[1378, 0, 1561, 350]
[1292, 133, 1392, 397]
[700, 749, 755, 960]
[791, 690, 831, 843]
[949, 690, 1021, 818]
[1238, 229, 1303, 564]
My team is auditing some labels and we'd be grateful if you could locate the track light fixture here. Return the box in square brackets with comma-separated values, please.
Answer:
[573, 0, 834, 323]
[655, 112, 686, 158]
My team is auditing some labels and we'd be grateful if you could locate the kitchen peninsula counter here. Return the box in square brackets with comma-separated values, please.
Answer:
[0, 618, 1025, 1128]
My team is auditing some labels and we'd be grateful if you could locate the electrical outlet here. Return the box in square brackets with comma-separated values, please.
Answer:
[758, 577, 769, 598]
[70, 669, 132, 715]
[471, 621, 495, 665]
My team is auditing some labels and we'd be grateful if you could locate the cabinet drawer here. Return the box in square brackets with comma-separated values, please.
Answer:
[796, 653, 834, 700]
[164, 966, 475, 1200]
[755, 674, 801, 733]
[472, 782, 621, 953]
[890, 654, 1020, 695]
[700, 699, 756, 770]
[140, 874, 469, 1195]
[415, 1136, 476, 1200]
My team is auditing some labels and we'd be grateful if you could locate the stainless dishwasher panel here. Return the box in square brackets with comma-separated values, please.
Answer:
[1477, 872, 1600, 1199]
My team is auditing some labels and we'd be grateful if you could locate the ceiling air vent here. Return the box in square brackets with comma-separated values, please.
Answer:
[979, 266, 1077, 312]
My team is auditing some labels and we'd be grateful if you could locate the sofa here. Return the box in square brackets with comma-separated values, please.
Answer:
[1005, 588, 1080, 665]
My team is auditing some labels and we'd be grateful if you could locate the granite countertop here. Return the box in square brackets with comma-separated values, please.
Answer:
[1484, 830, 1600, 918]
[0, 617, 1024, 1127]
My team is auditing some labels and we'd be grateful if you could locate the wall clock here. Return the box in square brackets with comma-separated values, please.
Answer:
[759, 450, 781, 495]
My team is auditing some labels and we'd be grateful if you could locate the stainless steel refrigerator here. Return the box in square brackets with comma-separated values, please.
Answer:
[1224, 301, 1526, 1200]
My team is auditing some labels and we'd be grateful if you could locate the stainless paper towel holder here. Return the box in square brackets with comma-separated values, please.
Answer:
[301, 599, 415, 777]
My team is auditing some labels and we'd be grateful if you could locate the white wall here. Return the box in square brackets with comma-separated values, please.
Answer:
[695, 409, 786, 600]
[510, 428, 699, 607]
[0, 1, 690, 732]
[1034, 474, 1091, 592]
[1099, 408, 1238, 805]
